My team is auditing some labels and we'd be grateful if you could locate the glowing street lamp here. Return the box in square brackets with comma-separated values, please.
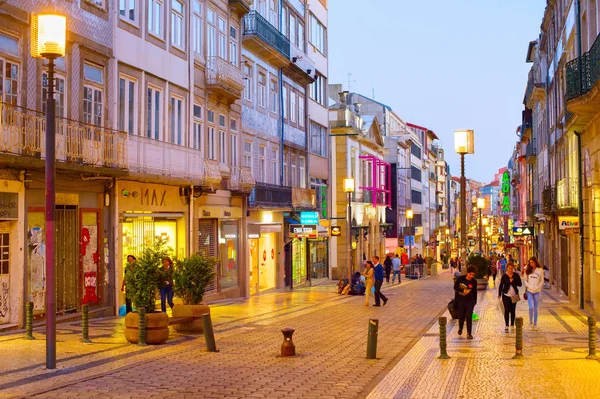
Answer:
[454, 130, 474, 272]
[343, 177, 355, 285]
[406, 208, 414, 261]
[477, 198, 485, 253]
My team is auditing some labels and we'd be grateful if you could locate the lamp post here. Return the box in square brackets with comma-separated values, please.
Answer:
[454, 130, 475, 273]
[482, 217, 489, 255]
[445, 228, 450, 253]
[477, 198, 485, 253]
[343, 177, 355, 284]
[30, 14, 67, 370]
[406, 208, 414, 262]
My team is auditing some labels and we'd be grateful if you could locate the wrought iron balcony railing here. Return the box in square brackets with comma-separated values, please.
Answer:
[526, 138, 537, 158]
[566, 32, 600, 101]
[542, 185, 556, 214]
[249, 181, 292, 207]
[206, 56, 245, 100]
[243, 11, 290, 59]
[0, 102, 127, 168]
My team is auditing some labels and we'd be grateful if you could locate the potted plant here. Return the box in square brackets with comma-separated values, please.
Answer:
[124, 240, 170, 345]
[172, 254, 217, 333]
[441, 254, 450, 269]
[425, 256, 435, 276]
[468, 253, 490, 290]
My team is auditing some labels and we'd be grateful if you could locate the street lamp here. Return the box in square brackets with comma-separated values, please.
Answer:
[454, 130, 474, 272]
[477, 198, 485, 253]
[445, 227, 450, 252]
[343, 177, 355, 285]
[31, 13, 67, 370]
[406, 208, 414, 262]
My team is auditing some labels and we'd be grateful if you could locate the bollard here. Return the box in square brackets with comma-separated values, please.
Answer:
[25, 302, 35, 340]
[438, 316, 450, 359]
[81, 304, 92, 343]
[137, 307, 147, 347]
[281, 328, 296, 357]
[587, 316, 597, 360]
[202, 313, 218, 352]
[367, 319, 378, 359]
[512, 317, 523, 359]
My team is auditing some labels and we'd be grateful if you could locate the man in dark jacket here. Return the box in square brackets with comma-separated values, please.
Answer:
[454, 266, 478, 339]
[372, 255, 388, 307]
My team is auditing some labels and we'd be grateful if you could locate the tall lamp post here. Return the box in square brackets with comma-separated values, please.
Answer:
[445, 228, 450, 253]
[406, 208, 414, 262]
[30, 14, 67, 370]
[482, 217, 489, 255]
[343, 178, 355, 284]
[454, 130, 475, 272]
[477, 198, 485, 253]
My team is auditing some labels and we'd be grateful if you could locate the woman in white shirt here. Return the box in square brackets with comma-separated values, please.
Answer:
[524, 256, 544, 330]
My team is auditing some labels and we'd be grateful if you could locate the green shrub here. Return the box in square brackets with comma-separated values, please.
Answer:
[173, 254, 217, 305]
[125, 240, 170, 312]
[468, 253, 490, 279]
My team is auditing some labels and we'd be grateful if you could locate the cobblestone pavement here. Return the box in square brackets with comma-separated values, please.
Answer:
[0, 273, 451, 399]
[366, 279, 600, 399]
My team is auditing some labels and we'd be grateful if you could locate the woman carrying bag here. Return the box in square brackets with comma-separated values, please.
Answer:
[363, 261, 375, 307]
[498, 262, 522, 332]
[524, 256, 544, 330]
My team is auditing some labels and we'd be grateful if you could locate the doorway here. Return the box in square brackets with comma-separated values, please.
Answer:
[560, 234, 569, 295]
[56, 205, 79, 313]
[0, 231, 9, 324]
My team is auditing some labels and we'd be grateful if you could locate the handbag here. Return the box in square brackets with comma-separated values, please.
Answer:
[510, 294, 520, 304]
[523, 292, 528, 300]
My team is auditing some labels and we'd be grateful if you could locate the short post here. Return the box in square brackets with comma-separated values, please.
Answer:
[438, 316, 450, 359]
[25, 302, 35, 340]
[80, 303, 92, 343]
[587, 316, 597, 360]
[367, 318, 378, 359]
[512, 317, 523, 359]
[202, 313, 218, 352]
[137, 307, 147, 347]
[281, 328, 296, 357]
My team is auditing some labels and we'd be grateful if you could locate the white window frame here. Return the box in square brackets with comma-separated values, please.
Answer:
[269, 0, 277, 26]
[299, 156, 306, 188]
[192, 104, 202, 150]
[283, 151, 289, 186]
[118, 75, 137, 134]
[171, 0, 184, 49]
[83, 84, 103, 126]
[258, 72, 266, 108]
[271, 148, 278, 185]
[289, 13, 296, 43]
[290, 90, 296, 123]
[218, 17, 227, 59]
[219, 130, 227, 164]
[0, 58, 19, 105]
[192, 0, 203, 55]
[207, 8, 216, 57]
[282, 85, 288, 119]
[291, 155, 296, 187]
[147, 85, 162, 140]
[43, 71, 67, 118]
[269, 79, 278, 113]
[310, 13, 326, 54]
[120, 0, 138, 25]
[169, 95, 184, 145]
[244, 64, 252, 101]
[298, 94, 304, 128]
[230, 134, 238, 167]
[207, 126, 216, 160]
[229, 26, 238, 66]
[243, 141, 252, 170]
[258, 146, 266, 182]
[148, 0, 164, 38]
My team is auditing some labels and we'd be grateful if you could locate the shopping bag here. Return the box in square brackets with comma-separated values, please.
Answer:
[497, 298, 504, 316]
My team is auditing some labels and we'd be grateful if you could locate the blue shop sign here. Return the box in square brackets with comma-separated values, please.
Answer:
[300, 211, 319, 224]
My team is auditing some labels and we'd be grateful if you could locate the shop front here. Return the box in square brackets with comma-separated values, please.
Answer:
[247, 210, 283, 295]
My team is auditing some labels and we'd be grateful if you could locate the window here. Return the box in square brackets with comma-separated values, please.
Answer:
[83, 85, 103, 126]
[84, 63, 103, 84]
[207, 109, 214, 123]
[219, 220, 239, 289]
[244, 64, 252, 101]
[411, 143, 421, 159]
[289, 13, 296, 43]
[282, 85, 288, 119]
[229, 26, 238, 66]
[258, 146, 266, 182]
[284, 151, 289, 185]
[298, 22, 304, 53]
[219, 114, 226, 127]
[0, 59, 18, 105]
[291, 154, 297, 186]
[118, 76, 136, 134]
[87, 0, 105, 8]
[269, 0, 277, 26]
[43, 72, 66, 118]
[148, 0, 163, 37]
[257, 0, 266, 16]
[411, 189, 422, 205]
[258, 72, 266, 108]
[290, 90, 297, 123]
[192, 0, 202, 55]
[271, 148, 278, 184]
[310, 74, 326, 106]
[270, 79, 278, 113]
[298, 94, 304, 127]
[218, 17, 227, 59]
[230, 134, 238, 166]
[411, 165, 422, 182]
[309, 122, 327, 157]
[299, 156, 306, 188]
[120, 0, 137, 23]
[146, 86, 161, 139]
[207, 126, 216, 159]
[207, 8, 216, 56]
[171, 0, 184, 48]
[219, 130, 227, 164]
[192, 104, 202, 150]
[282, 6, 288, 36]
[230, 118, 238, 132]
[169, 96, 183, 145]
[309, 13, 326, 54]
[243, 141, 252, 170]
[412, 213, 423, 226]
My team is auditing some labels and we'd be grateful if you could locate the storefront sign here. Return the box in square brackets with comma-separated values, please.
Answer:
[0, 193, 18, 219]
[248, 224, 261, 239]
[559, 216, 579, 230]
[198, 206, 243, 219]
[289, 224, 318, 238]
[513, 226, 534, 236]
[501, 171, 511, 214]
[300, 211, 319, 224]
[141, 188, 167, 207]
[330, 226, 341, 236]
[320, 186, 327, 219]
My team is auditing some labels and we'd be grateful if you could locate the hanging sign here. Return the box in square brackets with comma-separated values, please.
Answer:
[558, 216, 579, 230]
[330, 226, 341, 236]
[513, 226, 535, 236]
[289, 224, 318, 238]
[0, 193, 18, 220]
[300, 212, 319, 224]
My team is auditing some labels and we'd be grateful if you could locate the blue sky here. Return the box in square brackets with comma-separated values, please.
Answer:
[328, 0, 547, 183]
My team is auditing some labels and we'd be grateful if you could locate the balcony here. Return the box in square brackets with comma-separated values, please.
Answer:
[361, 190, 387, 206]
[0, 102, 127, 170]
[249, 182, 292, 208]
[525, 138, 537, 164]
[430, 172, 436, 181]
[283, 43, 316, 85]
[242, 11, 290, 68]
[223, 166, 255, 194]
[128, 135, 221, 187]
[521, 108, 532, 139]
[528, 202, 542, 220]
[229, 0, 252, 16]
[542, 185, 556, 215]
[565, 33, 600, 130]
[556, 178, 578, 212]
[292, 187, 316, 209]
[206, 56, 245, 103]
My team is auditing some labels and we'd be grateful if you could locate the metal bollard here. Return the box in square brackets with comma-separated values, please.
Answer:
[587, 316, 597, 360]
[512, 317, 524, 359]
[281, 328, 296, 357]
[81, 304, 92, 343]
[202, 313, 218, 352]
[137, 307, 147, 347]
[25, 302, 35, 340]
[438, 316, 450, 359]
[367, 319, 378, 359]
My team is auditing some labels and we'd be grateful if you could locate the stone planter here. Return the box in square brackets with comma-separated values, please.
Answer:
[125, 311, 169, 344]
[172, 304, 210, 334]
[476, 278, 489, 291]
[442, 264, 450, 269]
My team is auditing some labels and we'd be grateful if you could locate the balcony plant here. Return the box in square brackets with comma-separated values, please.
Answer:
[123, 239, 170, 345]
[468, 253, 490, 290]
[172, 254, 217, 333]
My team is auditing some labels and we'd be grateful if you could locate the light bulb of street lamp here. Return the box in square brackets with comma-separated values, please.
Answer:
[482, 217, 489, 226]
[445, 228, 450, 235]
[407, 209, 413, 219]
[31, 14, 67, 58]
[454, 130, 475, 154]
[343, 177, 355, 193]
[477, 198, 485, 209]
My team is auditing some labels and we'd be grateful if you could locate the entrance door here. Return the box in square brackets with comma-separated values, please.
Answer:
[56, 206, 79, 313]
[560, 234, 569, 295]
[249, 238, 259, 295]
[0, 232, 9, 324]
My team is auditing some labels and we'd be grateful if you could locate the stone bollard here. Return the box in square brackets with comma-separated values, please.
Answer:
[367, 319, 378, 359]
[587, 316, 597, 360]
[438, 317, 450, 359]
[137, 307, 147, 347]
[512, 317, 524, 359]
[25, 302, 35, 340]
[81, 303, 92, 343]
[202, 313, 218, 352]
[281, 328, 295, 357]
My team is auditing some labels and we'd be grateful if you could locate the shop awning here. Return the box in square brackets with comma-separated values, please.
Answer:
[123, 212, 185, 219]
[284, 217, 300, 224]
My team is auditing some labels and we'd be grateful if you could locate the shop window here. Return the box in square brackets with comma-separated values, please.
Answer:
[220, 221, 239, 289]
[198, 219, 218, 292]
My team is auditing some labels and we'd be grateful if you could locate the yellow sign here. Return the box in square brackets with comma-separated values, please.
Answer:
[330, 226, 341, 236]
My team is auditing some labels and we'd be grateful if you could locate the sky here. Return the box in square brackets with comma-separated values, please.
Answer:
[328, 0, 547, 184]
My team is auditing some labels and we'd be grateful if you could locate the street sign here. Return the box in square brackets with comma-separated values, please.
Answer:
[513, 226, 534, 236]
[299, 211, 319, 224]
[558, 216, 579, 230]
[330, 226, 341, 236]
[404, 236, 415, 246]
[289, 224, 318, 238]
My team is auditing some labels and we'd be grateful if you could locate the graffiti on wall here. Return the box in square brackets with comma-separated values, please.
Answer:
[81, 215, 99, 304]
[0, 278, 8, 321]
[28, 225, 46, 311]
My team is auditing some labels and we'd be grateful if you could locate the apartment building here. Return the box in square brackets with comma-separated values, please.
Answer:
[406, 123, 429, 256]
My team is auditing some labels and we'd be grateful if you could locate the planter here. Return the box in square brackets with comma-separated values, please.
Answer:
[476, 278, 489, 291]
[125, 311, 169, 345]
[442, 264, 450, 269]
[172, 304, 210, 333]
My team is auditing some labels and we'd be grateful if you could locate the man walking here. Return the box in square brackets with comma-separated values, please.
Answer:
[372, 255, 388, 307]
[392, 253, 402, 284]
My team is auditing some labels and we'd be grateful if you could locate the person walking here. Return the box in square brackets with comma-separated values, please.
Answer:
[160, 257, 175, 313]
[121, 255, 136, 314]
[391, 253, 402, 284]
[372, 255, 388, 307]
[454, 266, 478, 339]
[524, 256, 544, 330]
[383, 254, 393, 283]
[363, 261, 375, 306]
[498, 262, 522, 332]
